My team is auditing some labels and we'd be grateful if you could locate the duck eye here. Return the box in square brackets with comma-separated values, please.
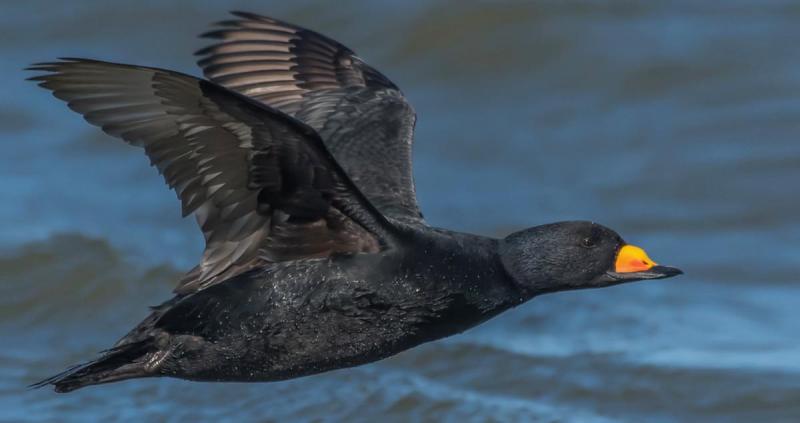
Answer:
[582, 237, 596, 248]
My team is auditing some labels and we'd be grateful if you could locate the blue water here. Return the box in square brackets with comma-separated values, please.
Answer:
[1, 1, 799, 422]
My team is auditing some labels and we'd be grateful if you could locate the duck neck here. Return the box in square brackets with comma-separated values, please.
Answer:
[409, 228, 534, 321]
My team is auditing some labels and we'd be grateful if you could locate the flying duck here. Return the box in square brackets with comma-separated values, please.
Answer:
[29, 11, 682, 392]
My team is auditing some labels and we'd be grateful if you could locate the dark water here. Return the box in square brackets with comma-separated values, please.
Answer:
[2, 1, 799, 422]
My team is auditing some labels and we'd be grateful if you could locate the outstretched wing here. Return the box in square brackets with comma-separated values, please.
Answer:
[196, 12, 423, 223]
[29, 59, 395, 294]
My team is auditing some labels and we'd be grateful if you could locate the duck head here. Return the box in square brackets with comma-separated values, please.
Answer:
[499, 221, 682, 295]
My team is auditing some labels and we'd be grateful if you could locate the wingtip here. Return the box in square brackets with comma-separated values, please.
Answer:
[206, 19, 240, 31]
[229, 10, 261, 20]
[24, 62, 60, 82]
[25, 58, 94, 70]
[199, 29, 228, 40]
[193, 45, 214, 57]
[229, 10, 287, 26]
[25, 62, 57, 71]
[25, 58, 98, 82]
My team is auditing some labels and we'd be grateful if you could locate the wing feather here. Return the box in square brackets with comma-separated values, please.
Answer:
[29, 59, 393, 294]
[197, 12, 424, 223]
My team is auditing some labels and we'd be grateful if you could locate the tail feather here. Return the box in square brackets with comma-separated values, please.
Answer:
[31, 340, 155, 393]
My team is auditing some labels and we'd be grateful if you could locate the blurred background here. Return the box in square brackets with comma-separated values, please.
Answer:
[1, 1, 799, 422]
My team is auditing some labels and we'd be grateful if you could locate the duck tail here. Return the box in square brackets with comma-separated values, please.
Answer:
[30, 339, 155, 393]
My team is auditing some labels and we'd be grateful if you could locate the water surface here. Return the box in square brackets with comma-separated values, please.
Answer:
[1, 1, 799, 422]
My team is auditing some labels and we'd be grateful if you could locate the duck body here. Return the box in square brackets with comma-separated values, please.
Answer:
[117, 226, 519, 384]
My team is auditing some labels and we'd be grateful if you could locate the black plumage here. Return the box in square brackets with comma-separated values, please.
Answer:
[28, 12, 681, 393]
[196, 12, 421, 223]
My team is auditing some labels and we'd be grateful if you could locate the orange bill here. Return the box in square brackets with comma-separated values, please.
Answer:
[614, 245, 657, 273]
